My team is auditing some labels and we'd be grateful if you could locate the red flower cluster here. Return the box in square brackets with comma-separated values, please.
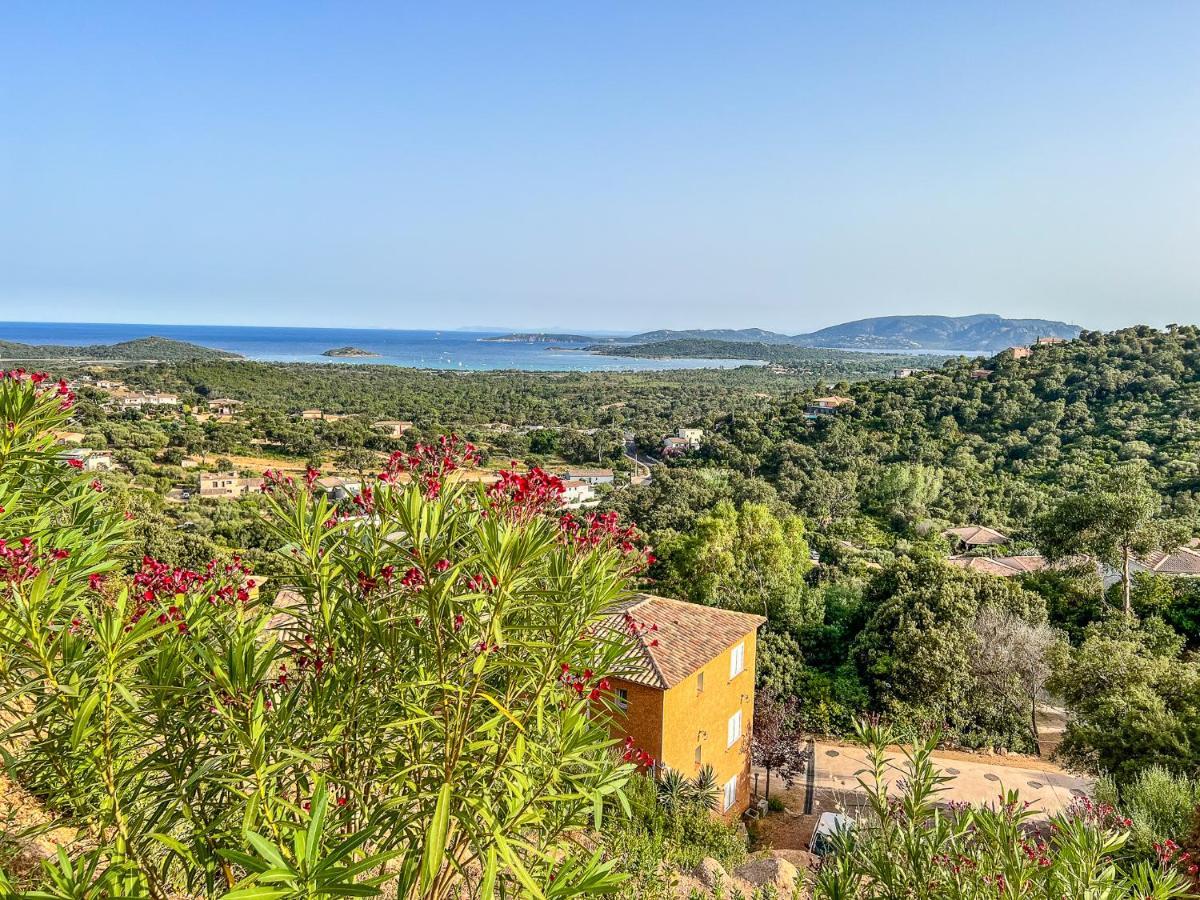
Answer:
[486, 466, 564, 519]
[0, 538, 43, 583]
[293, 637, 335, 677]
[260, 469, 296, 494]
[379, 435, 480, 498]
[559, 662, 611, 702]
[352, 485, 375, 515]
[623, 612, 660, 648]
[464, 573, 497, 593]
[1, 369, 74, 411]
[127, 556, 254, 628]
[559, 511, 655, 571]
[1066, 794, 1132, 829]
[621, 736, 655, 767]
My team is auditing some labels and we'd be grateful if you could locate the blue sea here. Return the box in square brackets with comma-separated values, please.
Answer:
[0, 322, 764, 372]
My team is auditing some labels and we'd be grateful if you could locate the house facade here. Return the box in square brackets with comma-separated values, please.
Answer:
[199, 472, 250, 498]
[804, 396, 853, 419]
[564, 468, 614, 485]
[59, 448, 114, 472]
[606, 594, 765, 819]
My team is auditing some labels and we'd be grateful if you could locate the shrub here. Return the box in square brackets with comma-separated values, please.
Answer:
[0, 372, 654, 898]
[814, 723, 1193, 898]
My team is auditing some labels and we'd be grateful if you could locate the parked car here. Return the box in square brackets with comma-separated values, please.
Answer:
[809, 811, 854, 857]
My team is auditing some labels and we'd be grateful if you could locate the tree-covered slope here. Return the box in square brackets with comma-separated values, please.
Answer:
[0, 335, 242, 361]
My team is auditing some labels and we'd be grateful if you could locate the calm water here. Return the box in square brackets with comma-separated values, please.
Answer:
[0, 322, 764, 372]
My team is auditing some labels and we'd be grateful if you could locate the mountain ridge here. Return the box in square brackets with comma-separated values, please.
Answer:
[602, 314, 1081, 351]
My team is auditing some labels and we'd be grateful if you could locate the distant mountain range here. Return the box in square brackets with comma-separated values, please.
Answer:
[0, 336, 242, 361]
[489, 315, 1083, 352]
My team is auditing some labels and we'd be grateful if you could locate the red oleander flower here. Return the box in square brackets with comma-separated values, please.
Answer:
[67, 458, 84, 469]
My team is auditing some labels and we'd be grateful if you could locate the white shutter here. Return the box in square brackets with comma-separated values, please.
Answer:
[729, 642, 745, 679]
[727, 710, 742, 747]
[723, 774, 738, 812]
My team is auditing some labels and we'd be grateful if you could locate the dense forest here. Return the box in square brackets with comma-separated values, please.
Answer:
[589, 338, 948, 372]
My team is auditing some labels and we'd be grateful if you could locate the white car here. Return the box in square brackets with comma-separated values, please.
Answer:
[809, 811, 854, 857]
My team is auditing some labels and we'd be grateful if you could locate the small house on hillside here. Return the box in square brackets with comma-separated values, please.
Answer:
[564, 468, 614, 485]
[206, 398, 243, 417]
[893, 368, 917, 379]
[676, 428, 704, 450]
[314, 476, 362, 502]
[560, 479, 597, 509]
[662, 436, 689, 456]
[199, 471, 251, 499]
[943, 525, 1010, 552]
[1036, 336, 1067, 346]
[58, 448, 114, 472]
[606, 594, 765, 818]
[805, 396, 853, 419]
[970, 368, 992, 380]
[1008, 346, 1033, 360]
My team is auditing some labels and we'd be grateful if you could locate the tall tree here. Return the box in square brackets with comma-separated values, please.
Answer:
[1037, 464, 1184, 616]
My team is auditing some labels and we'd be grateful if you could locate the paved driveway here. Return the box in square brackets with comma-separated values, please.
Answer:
[805, 740, 1091, 817]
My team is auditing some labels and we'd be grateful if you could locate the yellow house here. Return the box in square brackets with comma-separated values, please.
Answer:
[607, 594, 765, 818]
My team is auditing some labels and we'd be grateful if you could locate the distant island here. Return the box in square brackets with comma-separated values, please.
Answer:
[0, 336, 242, 362]
[322, 346, 379, 357]
[481, 333, 597, 344]
[605, 315, 1082, 352]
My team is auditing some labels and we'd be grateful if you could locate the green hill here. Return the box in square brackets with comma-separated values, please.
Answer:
[0, 335, 242, 361]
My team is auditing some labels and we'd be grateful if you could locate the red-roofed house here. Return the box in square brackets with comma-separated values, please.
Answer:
[606, 594, 765, 818]
[943, 525, 1010, 552]
[1133, 544, 1200, 577]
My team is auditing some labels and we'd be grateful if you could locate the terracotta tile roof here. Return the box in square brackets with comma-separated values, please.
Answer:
[607, 594, 765, 690]
[943, 525, 1010, 547]
[947, 555, 1050, 577]
[1137, 546, 1200, 576]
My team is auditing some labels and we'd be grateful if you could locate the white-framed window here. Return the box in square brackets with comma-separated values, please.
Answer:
[697, 671, 705, 693]
[723, 774, 738, 812]
[729, 642, 745, 680]
[727, 710, 742, 747]
[695, 745, 702, 766]
[615, 688, 629, 711]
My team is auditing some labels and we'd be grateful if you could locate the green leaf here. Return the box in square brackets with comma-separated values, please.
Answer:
[69, 693, 99, 750]
[419, 781, 453, 892]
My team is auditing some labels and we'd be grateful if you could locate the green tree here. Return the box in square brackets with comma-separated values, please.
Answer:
[656, 499, 813, 620]
[1049, 616, 1200, 782]
[1037, 464, 1184, 616]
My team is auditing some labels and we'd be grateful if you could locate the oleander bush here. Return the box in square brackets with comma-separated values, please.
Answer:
[812, 723, 1193, 899]
[0, 370, 653, 898]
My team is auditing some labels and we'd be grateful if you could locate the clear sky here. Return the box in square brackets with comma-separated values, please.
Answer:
[1, 2, 1197, 332]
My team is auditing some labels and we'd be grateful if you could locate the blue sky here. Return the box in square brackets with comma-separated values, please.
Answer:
[1, 2, 1197, 332]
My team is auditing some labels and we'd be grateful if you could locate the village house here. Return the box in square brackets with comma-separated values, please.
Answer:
[893, 368, 917, 379]
[314, 475, 362, 502]
[564, 467, 614, 485]
[661, 436, 689, 456]
[676, 428, 704, 450]
[804, 396, 853, 419]
[560, 479, 598, 509]
[117, 391, 179, 409]
[298, 409, 350, 423]
[1036, 336, 1067, 346]
[198, 471, 252, 499]
[373, 420, 414, 438]
[943, 525, 1010, 552]
[206, 398, 243, 417]
[58, 448, 114, 472]
[970, 368, 992, 380]
[1132, 541, 1200, 577]
[606, 594, 765, 818]
[1008, 346, 1033, 360]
